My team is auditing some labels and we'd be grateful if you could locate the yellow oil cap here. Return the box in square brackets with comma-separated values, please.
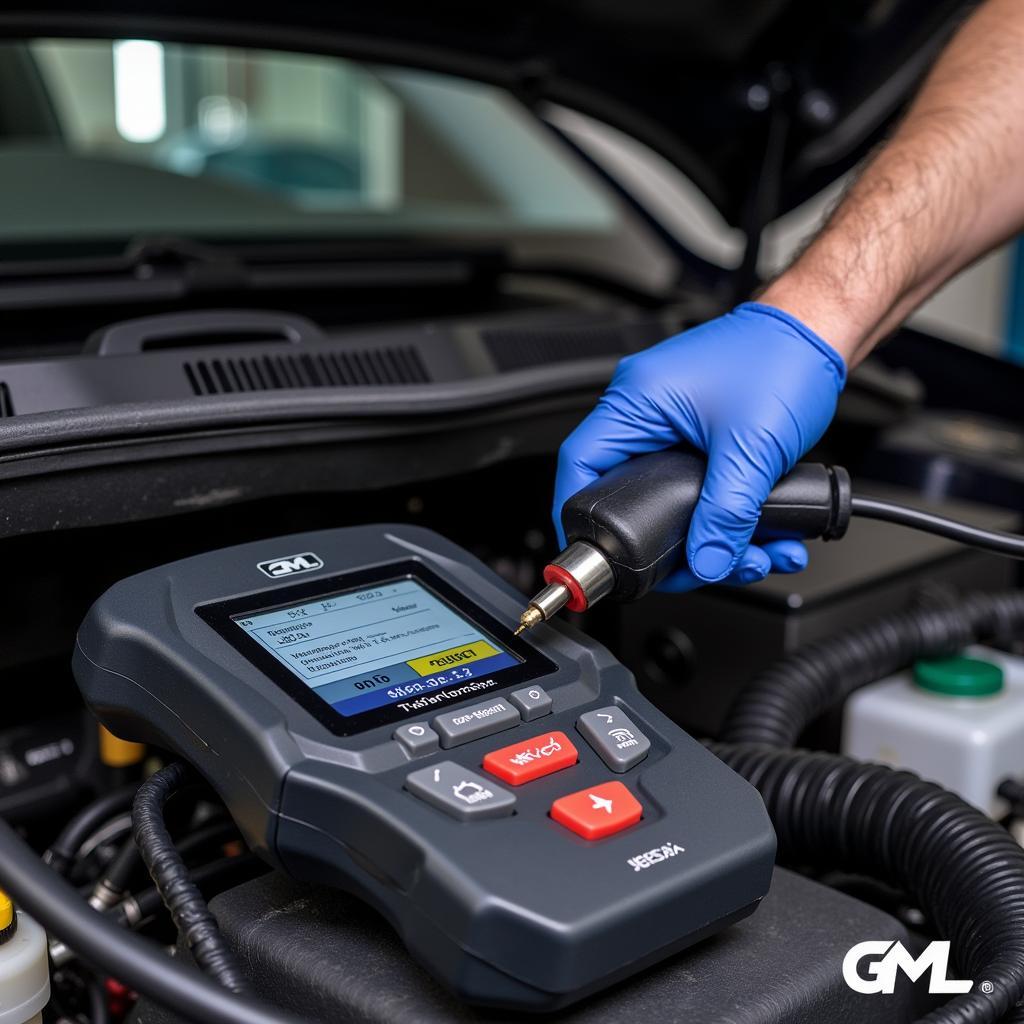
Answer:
[99, 725, 146, 768]
[0, 888, 14, 941]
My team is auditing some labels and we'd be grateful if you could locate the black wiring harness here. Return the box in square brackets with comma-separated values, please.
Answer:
[26, 763, 269, 1023]
[0, 811, 299, 1024]
[131, 763, 251, 995]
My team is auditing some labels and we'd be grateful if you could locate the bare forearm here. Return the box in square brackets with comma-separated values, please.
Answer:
[761, 0, 1024, 366]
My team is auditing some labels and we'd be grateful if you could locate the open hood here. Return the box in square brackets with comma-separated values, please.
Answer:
[0, 0, 972, 227]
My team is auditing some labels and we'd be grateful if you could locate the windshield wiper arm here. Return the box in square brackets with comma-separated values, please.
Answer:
[0, 234, 245, 281]
[0, 236, 507, 310]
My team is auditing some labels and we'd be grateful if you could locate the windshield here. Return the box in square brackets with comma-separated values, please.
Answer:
[0, 39, 670, 287]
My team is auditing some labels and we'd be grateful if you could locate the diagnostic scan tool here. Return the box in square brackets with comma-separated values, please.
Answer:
[74, 526, 775, 1010]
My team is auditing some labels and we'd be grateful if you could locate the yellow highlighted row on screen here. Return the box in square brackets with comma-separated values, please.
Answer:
[407, 640, 499, 677]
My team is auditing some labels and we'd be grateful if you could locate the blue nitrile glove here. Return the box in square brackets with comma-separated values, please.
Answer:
[553, 302, 847, 591]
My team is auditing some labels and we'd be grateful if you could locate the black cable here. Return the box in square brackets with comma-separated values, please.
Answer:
[73, 818, 133, 870]
[710, 743, 1024, 1024]
[0, 816, 300, 1024]
[96, 836, 142, 896]
[115, 853, 265, 928]
[721, 590, 1024, 746]
[92, 797, 235, 908]
[132, 763, 249, 995]
[44, 785, 139, 876]
[998, 778, 1024, 817]
[88, 979, 111, 1024]
[852, 495, 1024, 558]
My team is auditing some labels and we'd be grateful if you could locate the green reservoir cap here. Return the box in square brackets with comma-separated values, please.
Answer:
[913, 656, 1004, 697]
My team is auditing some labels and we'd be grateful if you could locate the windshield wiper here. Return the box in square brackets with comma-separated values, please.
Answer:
[0, 236, 508, 310]
[0, 235, 242, 281]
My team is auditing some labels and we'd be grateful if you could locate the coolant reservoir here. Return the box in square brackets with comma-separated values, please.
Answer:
[0, 891, 49, 1024]
[842, 645, 1024, 817]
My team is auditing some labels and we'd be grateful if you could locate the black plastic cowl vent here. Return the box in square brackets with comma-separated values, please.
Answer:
[481, 320, 664, 373]
[183, 347, 430, 396]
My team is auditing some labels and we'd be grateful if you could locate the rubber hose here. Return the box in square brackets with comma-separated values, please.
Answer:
[710, 743, 1024, 1024]
[100, 836, 142, 893]
[721, 591, 1024, 747]
[45, 784, 140, 876]
[998, 779, 1024, 818]
[89, 979, 112, 1024]
[132, 763, 249, 994]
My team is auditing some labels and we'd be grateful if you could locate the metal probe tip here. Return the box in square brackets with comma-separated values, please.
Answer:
[514, 605, 544, 635]
[515, 543, 615, 636]
[515, 582, 572, 635]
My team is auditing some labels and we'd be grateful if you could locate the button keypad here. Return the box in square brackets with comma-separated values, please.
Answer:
[483, 730, 577, 785]
[577, 706, 650, 772]
[405, 761, 515, 821]
[393, 722, 440, 756]
[508, 685, 552, 721]
[550, 781, 642, 840]
[432, 698, 520, 748]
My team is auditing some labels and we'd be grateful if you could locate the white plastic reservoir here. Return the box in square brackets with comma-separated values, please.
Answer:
[842, 645, 1024, 818]
[0, 895, 49, 1024]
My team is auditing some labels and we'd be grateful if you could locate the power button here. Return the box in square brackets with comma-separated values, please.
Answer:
[508, 685, 552, 721]
[394, 722, 440, 756]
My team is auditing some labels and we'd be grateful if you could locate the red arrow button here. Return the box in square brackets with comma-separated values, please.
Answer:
[482, 730, 578, 785]
[550, 781, 642, 840]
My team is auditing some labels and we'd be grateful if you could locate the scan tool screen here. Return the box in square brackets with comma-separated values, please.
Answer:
[232, 578, 521, 718]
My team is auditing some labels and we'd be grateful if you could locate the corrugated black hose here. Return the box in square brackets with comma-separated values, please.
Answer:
[721, 591, 1024, 746]
[132, 762, 249, 995]
[709, 743, 1024, 1024]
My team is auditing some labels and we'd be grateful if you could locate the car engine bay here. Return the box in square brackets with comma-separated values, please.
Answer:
[2, 9, 1024, 1023]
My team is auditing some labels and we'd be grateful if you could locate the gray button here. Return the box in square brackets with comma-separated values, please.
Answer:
[508, 685, 552, 722]
[405, 761, 516, 820]
[433, 698, 520, 748]
[393, 722, 439, 757]
[577, 706, 650, 772]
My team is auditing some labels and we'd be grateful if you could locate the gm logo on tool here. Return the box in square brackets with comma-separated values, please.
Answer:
[257, 552, 324, 578]
[843, 941, 973, 995]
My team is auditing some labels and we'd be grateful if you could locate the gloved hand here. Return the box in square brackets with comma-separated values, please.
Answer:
[553, 302, 847, 591]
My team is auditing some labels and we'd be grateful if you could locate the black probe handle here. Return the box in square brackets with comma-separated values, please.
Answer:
[560, 450, 851, 602]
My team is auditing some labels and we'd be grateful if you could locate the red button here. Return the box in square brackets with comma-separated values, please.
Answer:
[550, 781, 642, 840]
[482, 730, 578, 785]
